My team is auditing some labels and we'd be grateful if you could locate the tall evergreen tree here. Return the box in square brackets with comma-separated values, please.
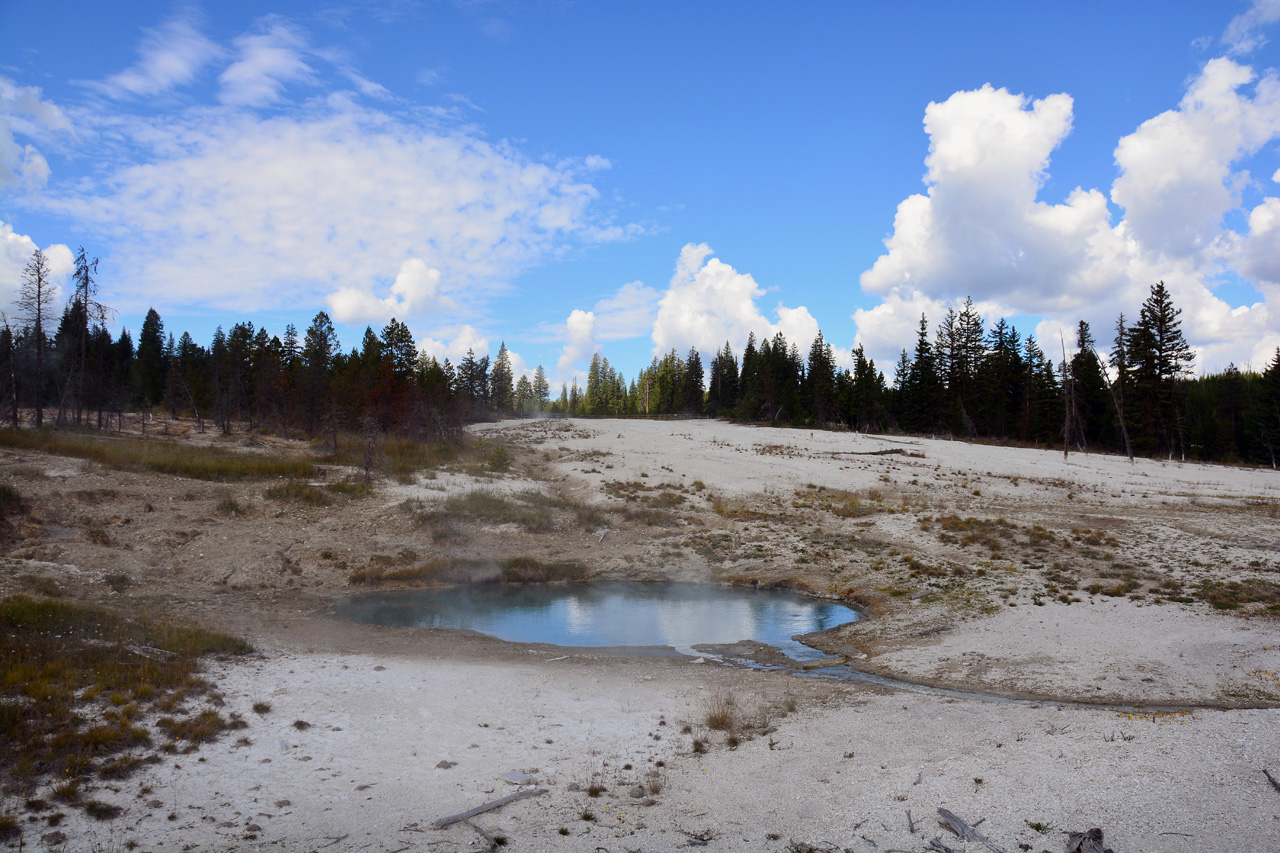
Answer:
[682, 346, 704, 413]
[1125, 282, 1195, 455]
[532, 365, 550, 410]
[806, 332, 837, 425]
[490, 342, 514, 411]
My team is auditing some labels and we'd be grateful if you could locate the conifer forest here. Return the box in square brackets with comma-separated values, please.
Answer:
[7, 247, 1280, 467]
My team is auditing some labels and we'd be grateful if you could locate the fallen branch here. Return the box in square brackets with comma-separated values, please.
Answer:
[464, 819, 499, 852]
[1064, 828, 1114, 853]
[906, 809, 918, 833]
[926, 839, 958, 853]
[432, 788, 547, 829]
[1265, 768, 1280, 795]
[937, 808, 1004, 853]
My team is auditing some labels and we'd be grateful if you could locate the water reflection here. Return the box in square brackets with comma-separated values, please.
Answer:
[334, 582, 860, 660]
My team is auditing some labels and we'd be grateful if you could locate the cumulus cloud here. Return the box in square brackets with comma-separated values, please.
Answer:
[0, 77, 71, 191]
[1241, 197, 1280, 286]
[855, 57, 1280, 372]
[859, 84, 1132, 319]
[651, 243, 821, 359]
[418, 324, 488, 363]
[327, 258, 450, 323]
[1112, 57, 1280, 259]
[92, 14, 223, 98]
[556, 308, 598, 376]
[218, 21, 316, 107]
[0, 221, 74, 310]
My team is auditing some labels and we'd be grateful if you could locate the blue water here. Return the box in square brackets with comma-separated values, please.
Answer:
[334, 582, 860, 661]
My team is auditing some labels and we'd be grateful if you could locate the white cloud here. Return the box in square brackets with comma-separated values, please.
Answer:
[556, 308, 597, 377]
[327, 258, 449, 323]
[856, 58, 1280, 372]
[93, 15, 223, 98]
[1223, 0, 1280, 55]
[418, 324, 488, 363]
[650, 243, 821, 359]
[1241, 197, 1280, 286]
[0, 220, 73, 311]
[218, 21, 316, 107]
[590, 280, 661, 339]
[0, 77, 71, 191]
[851, 291, 951, 368]
[1112, 57, 1280, 259]
[860, 84, 1133, 319]
[39, 98, 611, 318]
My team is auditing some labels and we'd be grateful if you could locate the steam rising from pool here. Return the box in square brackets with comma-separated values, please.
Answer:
[334, 582, 860, 660]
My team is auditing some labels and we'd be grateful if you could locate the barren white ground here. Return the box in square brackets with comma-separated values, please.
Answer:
[15, 419, 1280, 852]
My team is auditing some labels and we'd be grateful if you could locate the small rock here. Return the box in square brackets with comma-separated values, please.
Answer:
[436, 760, 457, 769]
[629, 785, 646, 798]
[501, 771, 535, 784]
[42, 832, 67, 847]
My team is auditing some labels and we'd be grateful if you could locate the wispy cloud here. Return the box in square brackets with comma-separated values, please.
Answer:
[90, 13, 223, 99]
[1223, 0, 1280, 55]
[218, 20, 316, 106]
[0, 77, 70, 190]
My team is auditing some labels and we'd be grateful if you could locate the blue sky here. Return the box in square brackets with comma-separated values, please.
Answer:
[2, 1, 1280, 385]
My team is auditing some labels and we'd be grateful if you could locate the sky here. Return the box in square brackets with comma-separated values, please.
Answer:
[2, 0, 1280, 387]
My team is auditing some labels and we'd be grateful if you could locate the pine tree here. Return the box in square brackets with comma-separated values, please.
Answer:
[17, 249, 57, 427]
[903, 315, 943, 433]
[806, 332, 837, 425]
[381, 319, 418, 378]
[532, 365, 550, 410]
[1125, 282, 1194, 455]
[490, 342, 514, 411]
[682, 346, 704, 414]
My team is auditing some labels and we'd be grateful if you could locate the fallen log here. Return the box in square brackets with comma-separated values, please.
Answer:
[936, 808, 1005, 853]
[432, 788, 547, 829]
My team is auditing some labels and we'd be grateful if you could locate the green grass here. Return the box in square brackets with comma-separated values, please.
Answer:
[437, 489, 555, 531]
[0, 595, 252, 794]
[265, 478, 372, 506]
[0, 429, 314, 481]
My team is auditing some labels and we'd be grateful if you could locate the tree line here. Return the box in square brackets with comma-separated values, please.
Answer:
[5, 248, 1280, 465]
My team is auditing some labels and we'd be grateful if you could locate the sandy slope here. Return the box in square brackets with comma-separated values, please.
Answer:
[3, 417, 1280, 851]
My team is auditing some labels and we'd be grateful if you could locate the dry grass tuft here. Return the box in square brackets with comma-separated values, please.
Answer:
[349, 556, 587, 587]
[0, 429, 314, 480]
[704, 691, 738, 731]
[0, 595, 251, 796]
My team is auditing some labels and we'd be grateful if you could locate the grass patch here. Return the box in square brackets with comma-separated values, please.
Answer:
[921, 514, 1016, 553]
[440, 489, 554, 531]
[266, 478, 374, 506]
[265, 480, 332, 506]
[705, 691, 737, 731]
[1194, 579, 1280, 612]
[349, 556, 587, 587]
[0, 595, 251, 794]
[0, 429, 314, 481]
[791, 485, 886, 518]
